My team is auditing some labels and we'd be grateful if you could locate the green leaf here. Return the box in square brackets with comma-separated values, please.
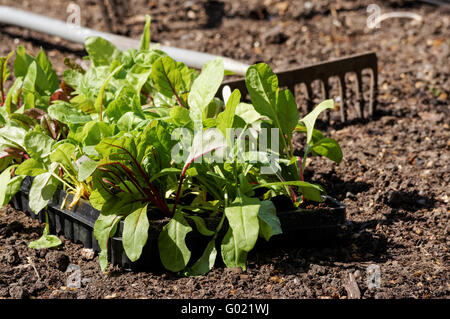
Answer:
[312, 137, 343, 163]
[216, 89, 241, 137]
[122, 204, 149, 262]
[224, 195, 260, 252]
[29, 211, 62, 249]
[158, 210, 192, 272]
[1, 51, 14, 106]
[150, 56, 189, 103]
[84, 37, 122, 67]
[28, 169, 60, 214]
[188, 57, 224, 124]
[36, 48, 59, 93]
[294, 122, 325, 144]
[185, 215, 214, 236]
[221, 227, 248, 270]
[183, 128, 227, 172]
[47, 102, 92, 125]
[258, 200, 282, 241]
[77, 157, 98, 182]
[244, 63, 295, 151]
[253, 181, 324, 202]
[14, 46, 58, 94]
[235, 102, 261, 125]
[15, 158, 46, 176]
[148, 167, 181, 183]
[0, 51, 14, 85]
[24, 131, 55, 161]
[93, 213, 122, 271]
[94, 64, 123, 117]
[21, 61, 37, 110]
[50, 143, 76, 174]
[0, 125, 27, 149]
[0, 167, 12, 206]
[245, 63, 278, 120]
[3, 175, 25, 206]
[169, 106, 191, 127]
[71, 121, 115, 147]
[4, 77, 23, 114]
[300, 99, 334, 144]
[184, 237, 217, 276]
[277, 89, 299, 137]
[139, 15, 151, 51]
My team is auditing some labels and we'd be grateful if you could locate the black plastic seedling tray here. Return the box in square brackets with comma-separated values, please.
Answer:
[10, 177, 346, 271]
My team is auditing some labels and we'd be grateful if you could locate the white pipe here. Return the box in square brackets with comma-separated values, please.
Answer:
[374, 12, 423, 25]
[0, 5, 250, 76]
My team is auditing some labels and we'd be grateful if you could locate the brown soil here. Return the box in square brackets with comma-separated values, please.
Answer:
[0, 0, 449, 299]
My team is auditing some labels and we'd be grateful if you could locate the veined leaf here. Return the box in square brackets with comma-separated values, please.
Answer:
[3, 175, 25, 206]
[188, 57, 224, 124]
[0, 166, 12, 206]
[50, 143, 77, 176]
[29, 210, 62, 249]
[0, 51, 14, 106]
[84, 37, 122, 67]
[217, 89, 241, 137]
[312, 137, 343, 163]
[158, 210, 192, 272]
[36, 48, 59, 93]
[15, 158, 46, 177]
[24, 131, 55, 161]
[139, 15, 151, 51]
[185, 215, 214, 236]
[94, 64, 123, 118]
[258, 200, 282, 241]
[224, 194, 260, 252]
[123, 204, 149, 262]
[48, 102, 92, 125]
[253, 181, 324, 202]
[221, 228, 248, 270]
[94, 213, 123, 271]
[151, 56, 188, 105]
[277, 88, 299, 137]
[77, 157, 98, 182]
[184, 236, 217, 276]
[245, 63, 278, 120]
[300, 99, 334, 144]
[28, 167, 60, 214]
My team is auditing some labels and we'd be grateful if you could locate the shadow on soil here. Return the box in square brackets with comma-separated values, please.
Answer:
[309, 172, 373, 202]
[249, 219, 388, 276]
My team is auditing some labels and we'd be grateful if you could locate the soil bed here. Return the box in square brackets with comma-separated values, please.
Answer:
[0, 0, 449, 299]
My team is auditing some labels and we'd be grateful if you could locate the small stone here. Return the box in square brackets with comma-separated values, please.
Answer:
[187, 10, 196, 19]
[80, 248, 95, 260]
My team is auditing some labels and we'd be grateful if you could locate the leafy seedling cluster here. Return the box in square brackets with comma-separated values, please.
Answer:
[0, 16, 342, 275]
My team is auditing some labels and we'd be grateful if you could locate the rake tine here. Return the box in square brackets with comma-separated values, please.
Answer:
[338, 75, 347, 123]
[321, 78, 331, 122]
[355, 71, 364, 119]
[305, 81, 315, 113]
[220, 52, 378, 124]
[288, 84, 296, 98]
[368, 68, 377, 117]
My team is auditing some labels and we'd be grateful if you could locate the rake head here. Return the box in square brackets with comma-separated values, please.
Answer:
[220, 52, 378, 124]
